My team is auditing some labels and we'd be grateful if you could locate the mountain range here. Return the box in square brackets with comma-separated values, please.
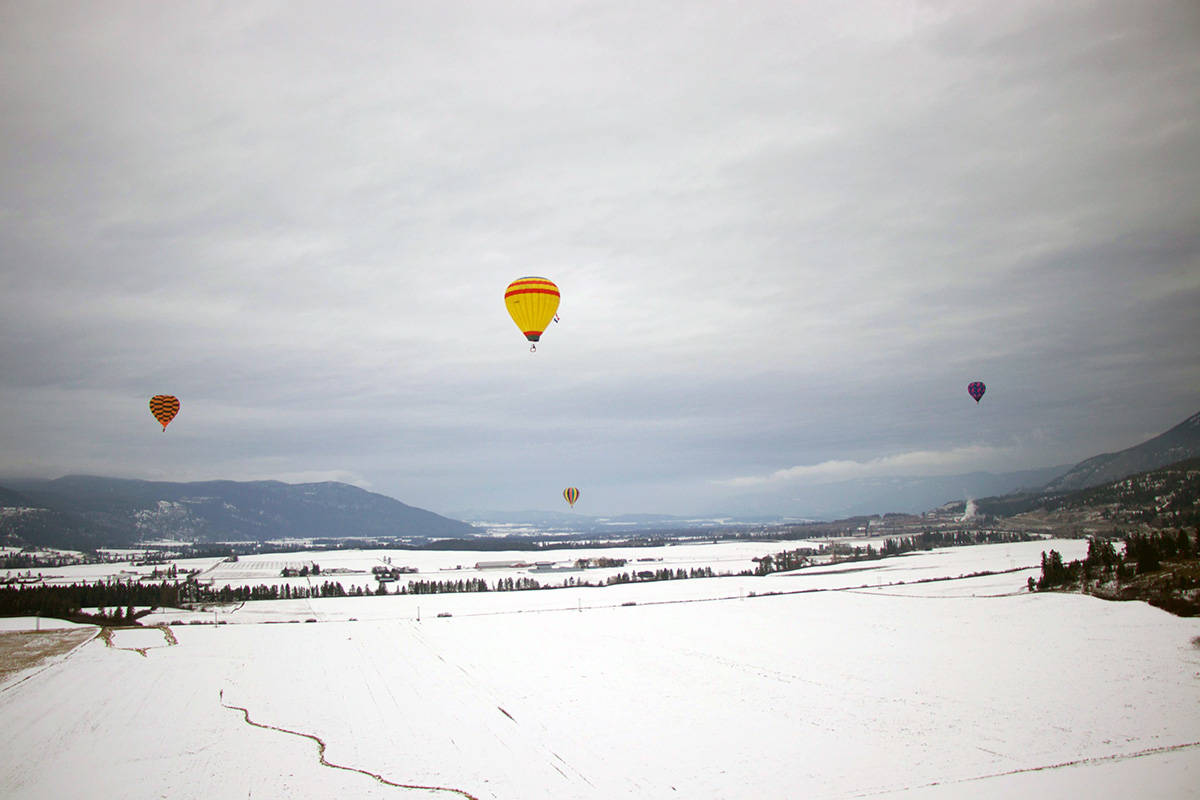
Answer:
[715, 410, 1200, 520]
[962, 456, 1200, 533]
[1, 409, 1198, 549]
[1042, 411, 1200, 492]
[710, 464, 1073, 520]
[0, 476, 476, 549]
[450, 466, 1074, 530]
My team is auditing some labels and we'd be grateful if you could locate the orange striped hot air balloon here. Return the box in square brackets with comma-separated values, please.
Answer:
[149, 395, 180, 431]
[504, 277, 559, 351]
[563, 487, 580, 508]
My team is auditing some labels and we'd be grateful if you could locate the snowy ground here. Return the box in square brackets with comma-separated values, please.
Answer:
[3, 536, 1084, 596]
[0, 617, 93, 632]
[184, 540, 806, 593]
[1, 540, 1198, 799]
[1, 555, 225, 586]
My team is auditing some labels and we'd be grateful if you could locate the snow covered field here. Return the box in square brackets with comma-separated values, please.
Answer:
[0, 617, 92, 632]
[2, 540, 1198, 799]
[1, 537, 1087, 595]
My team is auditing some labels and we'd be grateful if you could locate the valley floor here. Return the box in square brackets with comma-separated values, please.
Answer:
[1, 540, 1198, 799]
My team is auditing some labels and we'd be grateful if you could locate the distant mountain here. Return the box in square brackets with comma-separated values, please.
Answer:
[453, 509, 601, 528]
[719, 464, 1072, 520]
[1042, 411, 1200, 493]
[455, 466, 1072, 530]
[450, 509, 703, 533]
[967, 456, 1200, 532]
[0, 476, 477, 549]
[0, 485, 31, 507]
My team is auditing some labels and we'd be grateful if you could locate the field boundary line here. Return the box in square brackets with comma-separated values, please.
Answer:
[99, 624, 178, 657]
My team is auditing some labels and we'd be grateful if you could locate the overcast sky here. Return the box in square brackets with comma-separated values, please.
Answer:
[1, 0, 1197, 518]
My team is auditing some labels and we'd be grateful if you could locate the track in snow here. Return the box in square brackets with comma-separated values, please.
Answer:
[220, 691, 480, 799]
[851, 740, 1200, 797]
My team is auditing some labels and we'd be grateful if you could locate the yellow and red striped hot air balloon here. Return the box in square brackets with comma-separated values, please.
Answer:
[563, 487, 580, 508]
[504, 277, 559, 351]
[149, 395, 180, 431]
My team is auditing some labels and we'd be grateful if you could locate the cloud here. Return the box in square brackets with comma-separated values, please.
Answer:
[0, 0, 1196, 516]
[717, 445, 1018, 488]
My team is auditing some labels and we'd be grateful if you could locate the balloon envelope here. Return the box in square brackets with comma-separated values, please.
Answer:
[563, 487, 580, 508]
[149, 395, 180, 430]
[967, 382, 986, 403]
[505, 277, 560, 343]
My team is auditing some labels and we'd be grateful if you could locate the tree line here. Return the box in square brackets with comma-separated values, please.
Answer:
[750, 530, 1035, 576]
[1033, 529, 1199, 592]
[0, 564, 723, 620]
[0, 581, 178, 624]
[880, 530, 1034, 554]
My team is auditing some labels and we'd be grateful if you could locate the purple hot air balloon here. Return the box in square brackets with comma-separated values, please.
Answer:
[967, 381, 986, 403]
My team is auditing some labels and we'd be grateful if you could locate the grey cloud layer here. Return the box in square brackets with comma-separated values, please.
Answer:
[1, 0, 1197, 515]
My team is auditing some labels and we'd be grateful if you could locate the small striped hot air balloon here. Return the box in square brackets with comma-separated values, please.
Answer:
[505, 277, 560, 351]
[967, 381, 986, 403]
[149, 395, 180, 431]
[563, 487, 580, 508]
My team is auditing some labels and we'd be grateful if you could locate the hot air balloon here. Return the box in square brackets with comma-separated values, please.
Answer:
[967, 382, 986, 403]
[505, 277, 560, 351]
[149, 395, 180, 431]
[563, 487, 580, 508]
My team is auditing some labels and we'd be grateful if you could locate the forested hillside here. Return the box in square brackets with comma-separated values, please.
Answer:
[0, 476, 477, 548]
